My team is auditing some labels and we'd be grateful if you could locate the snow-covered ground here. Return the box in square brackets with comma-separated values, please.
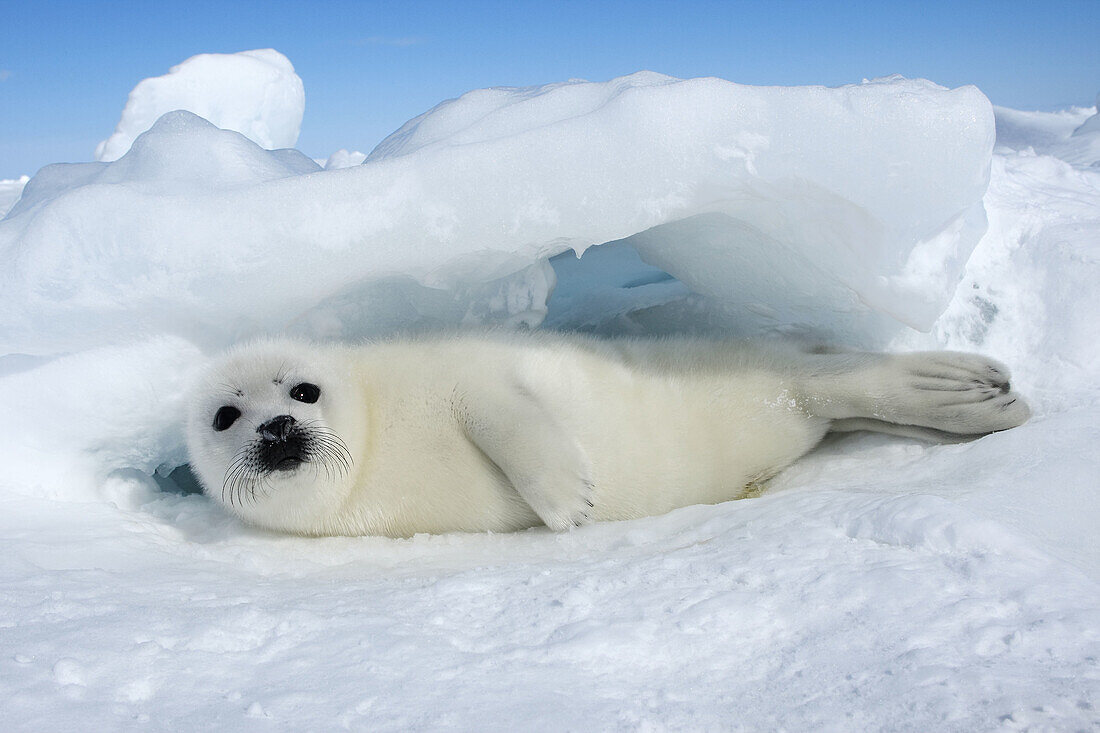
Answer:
[1, 63, 1098, 730]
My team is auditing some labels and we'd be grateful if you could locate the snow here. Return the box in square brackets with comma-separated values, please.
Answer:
[0, 175, 27, 217]
[323, 149, 367, 169]
[1, 64, 1099, 730]
[994, 98, 1100, 167]
[94, 48, 305, 162]
[1, 72, 994, 356]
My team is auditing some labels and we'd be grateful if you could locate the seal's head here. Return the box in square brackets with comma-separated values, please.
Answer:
[186, 339, 360, 533]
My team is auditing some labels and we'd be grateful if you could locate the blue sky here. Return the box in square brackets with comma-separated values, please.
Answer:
[1, 0, 1098, 179]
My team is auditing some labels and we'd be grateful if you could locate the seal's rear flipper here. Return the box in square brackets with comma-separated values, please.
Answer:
[828, 418, 989, 444]
[801, 351, 1031, 436]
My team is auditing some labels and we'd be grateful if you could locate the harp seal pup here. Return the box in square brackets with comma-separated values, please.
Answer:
[185, 333, 1030, 537]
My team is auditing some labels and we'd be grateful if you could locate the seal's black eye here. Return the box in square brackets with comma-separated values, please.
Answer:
[213, 405, 241, 431]
[290, 382, 320, 404]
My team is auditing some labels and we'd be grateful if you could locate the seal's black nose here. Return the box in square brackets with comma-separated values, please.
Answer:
[257, 414, 296, 443]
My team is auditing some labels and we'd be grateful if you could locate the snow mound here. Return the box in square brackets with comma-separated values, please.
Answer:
[17, 113, 319, 212]
[0, 337, 201, 500]
[371, 72, 996, 340]
[1, 72, 994, 356]
[1072, 94, 1100, 134]
[366, 71, 679, 160]
[95, 48, 305, 162]
[893, 151, 1100, 414]
[994, 96, 1100, 167]
[0, 175, 27, 218]
[1067, 96, 1100, 166]
[324, 149, 367, 169]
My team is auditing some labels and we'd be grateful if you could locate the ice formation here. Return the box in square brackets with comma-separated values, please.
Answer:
[1, 72, 994, 358]
[94, 48, 305, 162]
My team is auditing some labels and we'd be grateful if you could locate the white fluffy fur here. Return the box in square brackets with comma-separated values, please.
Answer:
[186, 333, 1030, 537]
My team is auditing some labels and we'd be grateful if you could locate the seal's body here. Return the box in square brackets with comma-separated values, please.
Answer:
[186, 333, 1030, 537]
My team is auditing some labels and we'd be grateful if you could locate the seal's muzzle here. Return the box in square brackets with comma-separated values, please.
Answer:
[256, 415, 306, 472]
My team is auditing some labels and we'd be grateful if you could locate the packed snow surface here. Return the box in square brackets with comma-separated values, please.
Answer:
[94, 48, 304, 162]
[1, 67, 1098, 730]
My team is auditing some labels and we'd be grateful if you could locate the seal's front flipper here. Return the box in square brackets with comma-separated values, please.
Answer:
[457, 384, 595, 531]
